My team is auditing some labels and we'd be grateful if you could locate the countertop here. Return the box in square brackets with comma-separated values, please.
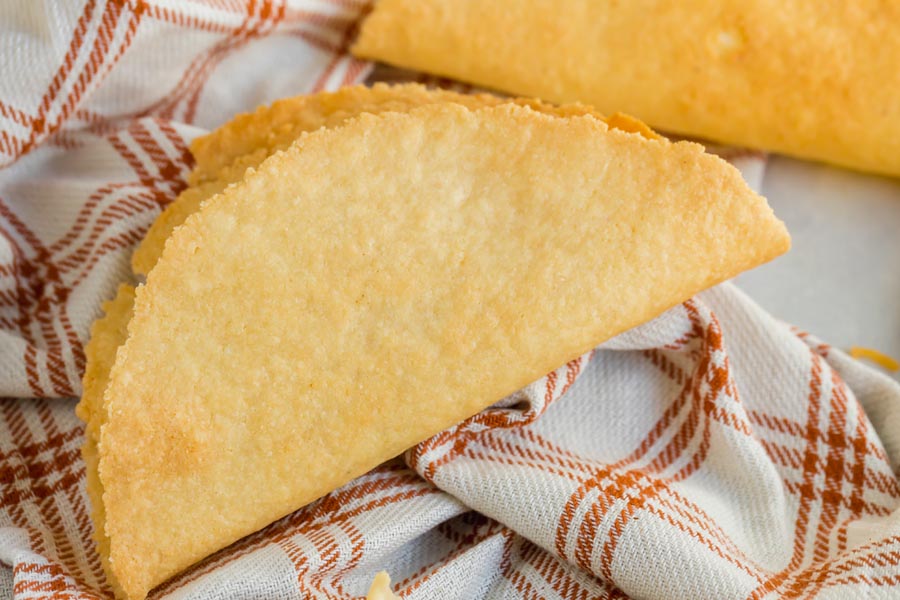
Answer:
[737, 157, 900, 380]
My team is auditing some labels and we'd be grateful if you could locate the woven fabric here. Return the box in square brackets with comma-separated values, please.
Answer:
[2, 2, 900, 599]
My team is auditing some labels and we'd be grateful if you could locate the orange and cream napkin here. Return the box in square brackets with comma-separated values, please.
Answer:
[1, 2, 899, 599]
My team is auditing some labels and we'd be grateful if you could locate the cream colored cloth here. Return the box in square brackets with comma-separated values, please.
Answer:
[1, 2, 900, 599]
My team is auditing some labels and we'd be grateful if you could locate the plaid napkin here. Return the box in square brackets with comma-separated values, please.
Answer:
[2, 2, 900, 599]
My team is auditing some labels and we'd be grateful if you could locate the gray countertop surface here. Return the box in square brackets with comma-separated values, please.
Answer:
[736, 157, 900, 381]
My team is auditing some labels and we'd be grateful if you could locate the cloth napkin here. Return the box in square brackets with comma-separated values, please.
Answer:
[2, 2, 900, 599]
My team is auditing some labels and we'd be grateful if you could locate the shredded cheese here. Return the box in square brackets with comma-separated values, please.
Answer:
[849, 346, 900, 372]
